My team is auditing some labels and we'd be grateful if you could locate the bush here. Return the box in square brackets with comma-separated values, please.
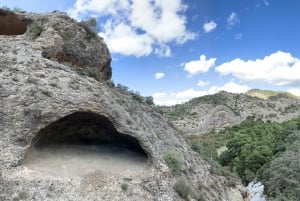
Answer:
[174, 177, 193, 201]
[79, 21, 97, 41]
[163, 150, 184, 173]
[120, 183, 128, 191]
[27, 23, 43, 39]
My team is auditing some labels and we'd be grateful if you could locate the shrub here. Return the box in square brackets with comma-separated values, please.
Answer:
[27, 23, 43, 39]
[174, 177, 193, 200]
[145, 96, 154, 105]
[41, 89, 52, 97]
[121, 183, 128, 191]
[163, 150, 184, 173]
[79, 21, 97, 42]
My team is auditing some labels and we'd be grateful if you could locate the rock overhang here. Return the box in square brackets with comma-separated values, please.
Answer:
[24, 111, 150, 177]
[0, 8, 112, 82]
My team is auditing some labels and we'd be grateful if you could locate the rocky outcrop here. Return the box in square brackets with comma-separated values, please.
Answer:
[0, 9, 248, 201]
[0, 9, 111, 81]
[161, 91, 300, 135]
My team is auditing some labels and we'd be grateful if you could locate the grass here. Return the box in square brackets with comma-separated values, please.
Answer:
[186, 132, 226, 161]
[174, 177, 193, 201]
[121, 183, 128, 191]
[163, 150, 184, 173]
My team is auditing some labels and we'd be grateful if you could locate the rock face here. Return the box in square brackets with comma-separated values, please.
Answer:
[161, 91, 300, 135]
[0, 9, 247, 201]
[0, 9, 112, 81]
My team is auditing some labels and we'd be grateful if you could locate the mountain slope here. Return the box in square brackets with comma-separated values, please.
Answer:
[160, 91, 300, 135]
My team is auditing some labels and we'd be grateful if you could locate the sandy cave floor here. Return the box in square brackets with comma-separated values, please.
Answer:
[23, 143, 148, 178]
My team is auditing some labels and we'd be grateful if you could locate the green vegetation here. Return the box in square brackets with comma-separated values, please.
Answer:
[161, 91, 240, 121]
[164, 103, 189, 121]
[174, 177, 193, 200]
[79, 19, 97, 42]
[115, 83, 154, 105]
[246, 89, 299, 99]
[41, 89, 52, 97]
[186, 133, 226, 161]
[120, 183, 128, 191]
[189, 92, 228, 105]
[258, 138, 300, 200]
[184, 115, 300, 200]
[186, 132, 240, 187]
[27, 23, 43, 39]
[86, 17, 97, 27]
[163, 150, 184, 173]
[216, 116, 300, 200]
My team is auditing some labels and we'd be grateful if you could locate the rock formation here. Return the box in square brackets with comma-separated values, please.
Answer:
[0, 9, 111, 81]
[161, 91, 300, 135]
[0, 9, 248, 201]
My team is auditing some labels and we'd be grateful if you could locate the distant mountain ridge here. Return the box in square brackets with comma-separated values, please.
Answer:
[246, 89, 299, 100]
[160, 90, 300, 135]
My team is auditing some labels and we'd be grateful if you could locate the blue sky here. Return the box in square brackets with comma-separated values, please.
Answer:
[2, 0, 300, 105]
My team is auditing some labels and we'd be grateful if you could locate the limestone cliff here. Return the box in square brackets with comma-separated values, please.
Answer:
[0, 9, 248, 201]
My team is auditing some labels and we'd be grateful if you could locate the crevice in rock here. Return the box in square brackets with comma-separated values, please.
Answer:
[0, 10, 28, 35]
[24, 111, 149, 177]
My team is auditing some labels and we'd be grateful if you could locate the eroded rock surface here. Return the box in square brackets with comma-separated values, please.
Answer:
[0, 9, 248, 201]
[0, 9, 111, 81]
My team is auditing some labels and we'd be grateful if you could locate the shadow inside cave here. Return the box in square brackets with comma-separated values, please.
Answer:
[24, 112, 149, 177]
[0, 10, 28, 35]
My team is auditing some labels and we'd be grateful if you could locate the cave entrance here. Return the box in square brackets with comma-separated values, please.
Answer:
[0, 10, 28, 35]
[24, 112, 149, 177]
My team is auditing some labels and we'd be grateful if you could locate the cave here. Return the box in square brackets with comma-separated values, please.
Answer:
[24, 111, 149, 177]
[0, 10, 28, 35]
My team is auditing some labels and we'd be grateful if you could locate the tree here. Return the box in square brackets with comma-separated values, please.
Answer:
[145, 96, 154, 105]
[87, 17, 97, 27]
[259, 142, 300, 200]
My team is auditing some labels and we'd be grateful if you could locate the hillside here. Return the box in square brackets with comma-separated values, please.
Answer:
[160, 91, 300, 201]
[0, 9, 248, 201]
[160, 90, 300, 135]
[246, 89, 299, 100]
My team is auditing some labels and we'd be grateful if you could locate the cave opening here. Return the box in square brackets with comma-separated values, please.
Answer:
[24, 112, 149, 177]
[0, 10, 28, 35]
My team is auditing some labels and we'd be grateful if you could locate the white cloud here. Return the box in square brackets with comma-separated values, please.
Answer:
[152, 82, 249, 106]
[208, 82, 250, 94]
[69, 0, 195, 57]
[153, 89, 208, 105]
[203, 21, 217, 33]
[197, 80, 210, 87]
[288, 88, 300, 96]
[154, 72, 165, 80]
[175, 88, 207, 99]
[99, 21, 153, 57]
[183, 55, 216, 76]
[227, 12, 239, 28]
[215, 51, 300, 86]
[152, 92, 167, 98]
